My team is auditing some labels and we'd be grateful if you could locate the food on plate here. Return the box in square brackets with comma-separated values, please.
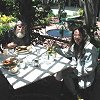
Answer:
[16, 46, 27, 51]
[3, 57, 16, 65]
[9, 66, 19, 73]
[3, 59, 13, 65]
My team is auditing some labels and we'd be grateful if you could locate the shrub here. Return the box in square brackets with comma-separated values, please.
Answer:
[0, 15, 17, 36]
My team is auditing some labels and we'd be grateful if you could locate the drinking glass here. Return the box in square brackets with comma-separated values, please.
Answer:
[24, 57, 33, 68]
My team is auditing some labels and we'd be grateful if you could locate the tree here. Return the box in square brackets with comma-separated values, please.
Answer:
[81, 0, 100, 47]
[81, 0, 99, 28]
[58, 0, 66, 22]
[0, 0, 7, 13]
[0, 0, 19, 16]
[17, 0, 33, 35]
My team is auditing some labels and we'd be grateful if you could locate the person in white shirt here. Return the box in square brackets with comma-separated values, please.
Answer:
[55, 26, 98, 100]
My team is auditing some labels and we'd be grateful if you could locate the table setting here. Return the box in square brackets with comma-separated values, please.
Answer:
[0, 44, 71, 89]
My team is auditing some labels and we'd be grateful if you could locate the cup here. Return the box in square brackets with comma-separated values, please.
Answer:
[18, 61, 25, 69]
[24, 57, 32, 68]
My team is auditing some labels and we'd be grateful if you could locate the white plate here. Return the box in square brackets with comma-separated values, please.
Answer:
[18, 51, 30, 54]
[8, 70, 20, 76]
[18, 46, 27, 48]
[15, 50, 30, 54]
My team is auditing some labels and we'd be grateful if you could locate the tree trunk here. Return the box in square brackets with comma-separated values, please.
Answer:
[81, 0, 99, 47]
[17, 0, 33, 34]
[97, 0, 100, 21]
[0, 0, 8, 14]
[83, 0, 99, 28]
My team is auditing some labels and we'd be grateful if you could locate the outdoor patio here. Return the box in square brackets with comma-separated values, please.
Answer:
[0, 4, 100, 100]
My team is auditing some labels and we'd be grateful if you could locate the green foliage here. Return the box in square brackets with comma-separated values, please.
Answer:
[47, 10, 55, 18]
[78, 8, 84, 16]
[0, 15, 17, 37]
[1, 0, 52, 26]
[31, 0, 52, 26]
[1, 0, 19, 16]
[73, 8, 84, 16]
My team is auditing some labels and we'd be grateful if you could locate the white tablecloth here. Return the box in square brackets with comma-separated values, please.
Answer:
[0, 45, 71, 89]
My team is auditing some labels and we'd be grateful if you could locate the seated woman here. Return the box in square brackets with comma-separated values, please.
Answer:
[55, 26, 98, 100]
[3, 20, 32, 49]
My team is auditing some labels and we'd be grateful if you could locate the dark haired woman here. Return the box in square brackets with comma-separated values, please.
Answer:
[55, 27, 98, 100]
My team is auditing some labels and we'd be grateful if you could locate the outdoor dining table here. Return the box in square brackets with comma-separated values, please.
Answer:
[0, 45, 71, 90]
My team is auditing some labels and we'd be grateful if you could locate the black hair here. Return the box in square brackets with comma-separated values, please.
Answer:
[70, 26, 89, 60]
[71, 26, 89, 45]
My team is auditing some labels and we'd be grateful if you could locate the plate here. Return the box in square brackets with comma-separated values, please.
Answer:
[18, 46, 27, 48]
[16, 46, 27, 51]
[8, 70, 20, 76]
[2, 65, 10, 69]
[17, 50, 30, 54]
[15, 46, 30, 54]
[2, 63, 17, 69]
[17, 49, 28, 53]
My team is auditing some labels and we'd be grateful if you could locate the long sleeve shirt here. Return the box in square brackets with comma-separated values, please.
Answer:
[55, 41, 98, 88]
